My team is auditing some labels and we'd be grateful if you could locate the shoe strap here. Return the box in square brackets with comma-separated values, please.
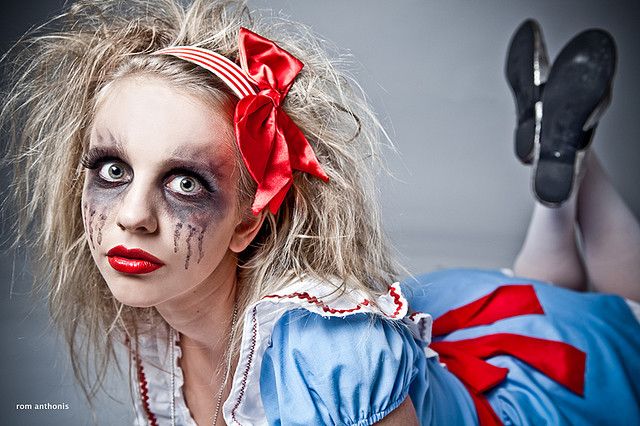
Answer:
[517, 83, 545, 125]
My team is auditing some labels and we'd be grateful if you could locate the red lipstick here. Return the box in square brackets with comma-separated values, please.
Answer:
[107, 245, 164, 274]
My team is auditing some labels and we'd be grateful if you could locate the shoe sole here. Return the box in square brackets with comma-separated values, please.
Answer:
[533, 29, 616, 206]
[505, 19, 549, 164]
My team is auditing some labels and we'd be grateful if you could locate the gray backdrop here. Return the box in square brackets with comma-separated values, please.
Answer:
[2, 1, 638, 424]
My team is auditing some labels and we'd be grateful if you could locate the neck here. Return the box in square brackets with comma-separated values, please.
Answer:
[156, 250, 238, 370]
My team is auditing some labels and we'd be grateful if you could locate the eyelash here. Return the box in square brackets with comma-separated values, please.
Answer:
[167, 168, 214, 193]
[80, 152, 214, 194]
[80, 149, 118, 170]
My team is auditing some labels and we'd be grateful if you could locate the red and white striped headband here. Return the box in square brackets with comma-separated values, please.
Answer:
[154, 28, 329, 215]
[154, 46, 256, 99]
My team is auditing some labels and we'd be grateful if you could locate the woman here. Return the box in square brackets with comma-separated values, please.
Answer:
[2, 1, 638, 424]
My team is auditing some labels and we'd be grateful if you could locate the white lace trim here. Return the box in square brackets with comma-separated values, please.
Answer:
[133, 277, 434, 426]
[133, 323, 195, 426]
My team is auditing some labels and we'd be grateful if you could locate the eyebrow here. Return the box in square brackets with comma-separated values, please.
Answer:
[89, 129, 233, 176]
[89, 130, 129, 161]
[168, 144, 233, 174]
[159, 157, 223, 180]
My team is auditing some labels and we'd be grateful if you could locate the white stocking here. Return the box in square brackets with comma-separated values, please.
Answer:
[577, 153, 640, 301]
[513, 188, 587, 291]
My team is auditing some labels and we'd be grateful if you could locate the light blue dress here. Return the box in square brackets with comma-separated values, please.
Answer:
[256, 269, 640, 425]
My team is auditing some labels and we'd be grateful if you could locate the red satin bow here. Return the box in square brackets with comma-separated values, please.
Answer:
[235, 28, 329, 215]
[429, 285, 587, 426]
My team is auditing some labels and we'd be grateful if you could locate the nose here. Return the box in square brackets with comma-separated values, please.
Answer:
[115, 180, 159, 234]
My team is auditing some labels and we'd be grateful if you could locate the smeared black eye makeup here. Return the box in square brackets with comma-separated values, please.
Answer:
[81, 147, 132, 189]
[164, 167, 215, 194]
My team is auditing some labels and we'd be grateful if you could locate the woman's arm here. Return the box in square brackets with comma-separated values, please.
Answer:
[376, 397, 419, 426]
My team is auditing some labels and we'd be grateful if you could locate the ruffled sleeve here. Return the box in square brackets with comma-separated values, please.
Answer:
[259, 309, 423, 426]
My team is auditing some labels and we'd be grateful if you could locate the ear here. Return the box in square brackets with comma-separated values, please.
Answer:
[229, 209, 267, 253]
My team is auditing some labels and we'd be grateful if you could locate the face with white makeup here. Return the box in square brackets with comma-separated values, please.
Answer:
[81, 75, 264, 308]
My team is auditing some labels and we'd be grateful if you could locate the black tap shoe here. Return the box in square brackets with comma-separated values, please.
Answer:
[506, 19, 549, 164]
[533, 29, 616, 207]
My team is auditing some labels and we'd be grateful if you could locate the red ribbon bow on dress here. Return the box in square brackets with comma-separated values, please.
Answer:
[156, 28, 329, 215]
[429, 285, 587, 426]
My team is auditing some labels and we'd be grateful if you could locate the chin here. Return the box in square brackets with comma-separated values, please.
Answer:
[113, 295, 157, 309]
[103, 274, 169, 308]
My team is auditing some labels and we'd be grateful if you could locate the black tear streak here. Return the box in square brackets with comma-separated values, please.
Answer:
[174, 222, 183, 253]
[197, 226, 207, 264]
[184, 224, 195, 269]
[88, 207, 96, 250]
[96, 212, 107, 245]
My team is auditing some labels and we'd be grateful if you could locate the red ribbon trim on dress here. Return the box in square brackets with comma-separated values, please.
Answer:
[429, 285, 586, 426]
[263, 291, 371, 314]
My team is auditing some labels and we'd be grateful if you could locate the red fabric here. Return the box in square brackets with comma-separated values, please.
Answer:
[263, 291, 371, 314]
[432, 285, 544, 336]
[136, 357, 159, 426]
[430, 285, 586, 426]
[235, 28, 329, 215]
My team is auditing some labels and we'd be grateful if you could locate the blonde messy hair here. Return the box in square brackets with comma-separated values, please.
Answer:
[1, 0, 398, 403]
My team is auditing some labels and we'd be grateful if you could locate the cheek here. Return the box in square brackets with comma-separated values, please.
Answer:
[82, 178, 121, 248]
[164, 194, 235, 271]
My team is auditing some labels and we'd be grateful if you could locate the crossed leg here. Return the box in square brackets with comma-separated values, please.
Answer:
[513, 189, 586, 292]
[576, 153, 640, 301]
[513, 152, 640, 302]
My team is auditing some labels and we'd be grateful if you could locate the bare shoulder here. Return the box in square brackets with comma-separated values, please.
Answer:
[375, 397, 419, 426]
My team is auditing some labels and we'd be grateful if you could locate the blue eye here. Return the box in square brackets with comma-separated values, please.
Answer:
[98, 162, 128, 182]
[166, 175, 203, 196]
